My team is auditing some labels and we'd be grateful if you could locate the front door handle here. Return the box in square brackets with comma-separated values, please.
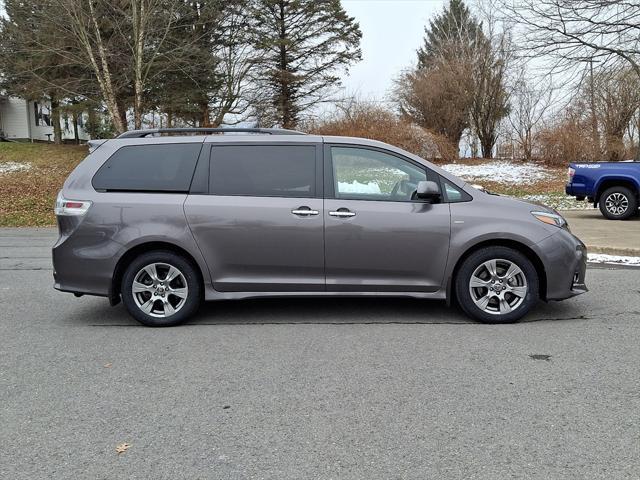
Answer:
[291, 206, 319, 216]
[329, 209, 356, 218]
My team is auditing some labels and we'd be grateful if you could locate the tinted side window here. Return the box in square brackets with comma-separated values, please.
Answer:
[93, 144, 201, 192]
[210, 145, 316, 197]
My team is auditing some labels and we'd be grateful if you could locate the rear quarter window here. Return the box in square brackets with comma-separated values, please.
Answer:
[92, 143, 202, 192]
[209, 145, 316, 197]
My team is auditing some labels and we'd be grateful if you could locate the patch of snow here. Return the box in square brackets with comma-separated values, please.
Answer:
[338, 181, 382, 194]
[441, 161, 550, 185]
[522, 194, 592, 210]
[587, 253, 640, 266]
[0, 161, 31, 174]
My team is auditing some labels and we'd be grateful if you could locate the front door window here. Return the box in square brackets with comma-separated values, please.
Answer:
[331, 147, 427, 201]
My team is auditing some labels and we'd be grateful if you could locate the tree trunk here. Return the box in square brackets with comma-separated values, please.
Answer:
[50, 96, 62, 144]
[87, 107, 97, 139]
[470, 134, 478, 158]
[132, 0, 145, 130]
[117, 99, 128, 132]
[480, 134, 494, 159]
[81, 0, 126, 134]
[134, 94, 142, 129]
[636, 116, 640, 161]
[200, 102, 211, 127]
[72, 111, 80, 144]
[277, 1, 295, 128]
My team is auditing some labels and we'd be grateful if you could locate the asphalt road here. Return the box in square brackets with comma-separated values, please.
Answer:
[1, 228, 639, 480]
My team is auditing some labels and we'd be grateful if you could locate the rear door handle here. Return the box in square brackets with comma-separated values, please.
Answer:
[291, 206, 319, 216]
[329, 209, 356, 218]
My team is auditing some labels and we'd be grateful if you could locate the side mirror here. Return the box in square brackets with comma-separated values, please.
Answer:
[415, 180, 441, 202]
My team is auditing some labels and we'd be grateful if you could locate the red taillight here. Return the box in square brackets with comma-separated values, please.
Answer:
[64, 202, 84, 209]
[54, 192, 92, 216]
[567, 167, 576, 182]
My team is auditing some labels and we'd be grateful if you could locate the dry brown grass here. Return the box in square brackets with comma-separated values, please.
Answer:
[0, 142, 87, 226]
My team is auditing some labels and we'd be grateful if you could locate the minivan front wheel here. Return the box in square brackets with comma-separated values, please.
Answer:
[121, 251, 202, 327]
[455, 247, 539, 324]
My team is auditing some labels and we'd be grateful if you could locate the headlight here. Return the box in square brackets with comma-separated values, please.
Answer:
[531, 211, 568, 228]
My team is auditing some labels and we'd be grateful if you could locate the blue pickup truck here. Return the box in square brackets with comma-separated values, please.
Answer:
[566, 161, 640, 220]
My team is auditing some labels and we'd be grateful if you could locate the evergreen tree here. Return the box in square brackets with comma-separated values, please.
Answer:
[417, 0, 484, 70]
[250, 0, 362, 128]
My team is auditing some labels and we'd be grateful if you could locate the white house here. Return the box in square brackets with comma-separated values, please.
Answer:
[0, 95, 90, 142]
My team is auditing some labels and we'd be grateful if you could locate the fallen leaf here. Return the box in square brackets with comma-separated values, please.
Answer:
[115, 443, 131, 454]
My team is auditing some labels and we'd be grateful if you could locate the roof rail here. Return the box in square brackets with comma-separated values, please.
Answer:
[117, 127, 306, 139]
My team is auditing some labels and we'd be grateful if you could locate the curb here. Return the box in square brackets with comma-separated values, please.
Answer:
[586, 245, 640, 257]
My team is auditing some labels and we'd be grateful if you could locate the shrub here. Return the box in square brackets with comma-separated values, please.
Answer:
[306, 103, 458, 164]
[536, 111, 594, 167]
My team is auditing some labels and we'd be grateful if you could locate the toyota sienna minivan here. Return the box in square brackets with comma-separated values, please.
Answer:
[53, 128, 587, 326]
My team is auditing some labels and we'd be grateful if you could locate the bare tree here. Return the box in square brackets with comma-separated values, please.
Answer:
[469, 31, 511, 158]
[129, 0, 184, 129]
[209, 3, 259, 127]
[57, 0, 126, 133]
[592, 68, 640, 161]
[395, 61, 474, 148]
[507, 70, 554, 160]
[499, 0, 640, 79]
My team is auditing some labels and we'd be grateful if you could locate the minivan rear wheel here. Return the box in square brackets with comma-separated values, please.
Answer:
[121, 251, 202, 327]
[455, 246, 539, 324]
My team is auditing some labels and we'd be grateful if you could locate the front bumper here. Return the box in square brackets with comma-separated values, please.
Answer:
[536, 229, 588, 301]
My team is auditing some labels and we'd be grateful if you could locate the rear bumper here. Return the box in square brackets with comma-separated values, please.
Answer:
[52, 228, 120, 297]
[536, 229, 588, 301]
[565, 182, 588, 198]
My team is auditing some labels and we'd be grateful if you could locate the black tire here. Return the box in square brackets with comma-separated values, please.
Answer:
[454, 246, 539, 324]
[598, 186, 638, 220]
[121, 250, 202, 327]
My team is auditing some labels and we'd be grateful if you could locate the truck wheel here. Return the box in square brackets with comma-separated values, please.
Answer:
[598, 186, 638, 220]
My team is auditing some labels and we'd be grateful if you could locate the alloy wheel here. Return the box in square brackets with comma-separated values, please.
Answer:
[605, 192, 629, 216]
[468, 259, 528, 315]
[131, 262, 188, 318]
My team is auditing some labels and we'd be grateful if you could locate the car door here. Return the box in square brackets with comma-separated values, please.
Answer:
[184, 142, 325, 292]
[324, 145, 451, 292]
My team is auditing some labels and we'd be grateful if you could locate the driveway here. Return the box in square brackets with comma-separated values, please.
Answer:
[560, 209, 640, 256]
[1, 228, 639, 479]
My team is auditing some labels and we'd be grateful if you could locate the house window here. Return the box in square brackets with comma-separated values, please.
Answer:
[34, 102, 52, 127]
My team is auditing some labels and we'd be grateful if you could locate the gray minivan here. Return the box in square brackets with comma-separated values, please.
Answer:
[53, 128, 587, 326]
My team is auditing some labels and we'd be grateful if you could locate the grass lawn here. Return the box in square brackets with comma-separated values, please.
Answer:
[0, 142, 87, 226]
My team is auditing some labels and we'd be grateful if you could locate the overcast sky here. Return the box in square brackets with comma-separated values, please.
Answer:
[340, 0, 446, 102]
